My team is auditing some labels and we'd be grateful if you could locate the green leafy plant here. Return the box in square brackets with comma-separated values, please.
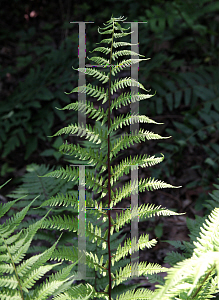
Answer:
[3, 13, 219, 300]
[163, 178, 219, 267]
[152, 179, 219, 299]
[152, 207, 219, 299]
[0, 179, 90, 300]
[4, 174, 219, 299]
[2, 0, 218, 213]
[37, 15, 184, 299]
[0, 33, 79, 163]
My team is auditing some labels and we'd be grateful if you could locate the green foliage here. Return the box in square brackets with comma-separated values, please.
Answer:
[160, 179, 219, 298]
[2, 8, 219, 299]
[163, 179, 219, 265]
[36, 15, 184, 299]
[153, 204, 219, 299]
[1, 0, 218, 215]
[4, 175, 219, 299]
[6, 163, 77, 218]
[137, 0, 219, 209]
[0, 180, 89, 300]
[0, 31, 79, 161]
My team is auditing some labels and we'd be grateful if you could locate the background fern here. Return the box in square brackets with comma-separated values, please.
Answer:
[0, 180, 88, 300]
[137, 0, 219, 210]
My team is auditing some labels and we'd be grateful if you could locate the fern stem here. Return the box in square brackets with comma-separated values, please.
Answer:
[106, 17, 116, 300]
[190, 265, 216, 299]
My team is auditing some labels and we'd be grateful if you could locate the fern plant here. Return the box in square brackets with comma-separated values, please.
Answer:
[151, 208, 219, 299]
[3, 14, 219, 300]
[0, 179, 92, 300]
[152, 178, 219, 299]
[35, 15, 186, 299]
[4, 175, 219, 299]
[163, 179, 219, 270]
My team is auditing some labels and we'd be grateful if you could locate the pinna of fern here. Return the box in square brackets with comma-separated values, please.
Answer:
[38, 15, 185, 300]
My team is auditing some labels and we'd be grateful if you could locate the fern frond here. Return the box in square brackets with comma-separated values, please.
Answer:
[32, 263, 80, 300]
[112, 203, 184, 232]
[111, 58, 151, 76]
[58, 141, 108, 170]
[41, 165, 109, 198]
[112, 261, 168, 287]
[111, 50, 145, 61]
[111, 234, 157, 264]
[52, 282, 95, 300]
[0, 197, 39, 239]
[110, 129, 171, 159]
[203, 181, 219, 211]
[21, 263, 62, 293]
[115, 287, 155, 300]
[56, 99, 110, 127]
[111, 90, 155, 110]
[110, 111, 163, 133]
[112, 41, 139, 48]
[110, 153, 164, 185]
[0, 180, 84, 299]
[110, 77, 150, 94]
[193, 207, 219, 257]
[104, 177, 180, 209]
[113, 31, 134, 39]
[164, 251, 187, 266]
[49, 122, 102, 144]
[38, 191, 80, 210]
[89, 46, 112, 55]
[6, 164, 74, 212]
[0, 197, 23, 220]
[5, 15, 191, 300]
[40, 214, 78, 232]
[86, 56, 110, 69]
[65, 83, 107, 103]
[72, 66, 109, 84]
[151, 207, 219, 299]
